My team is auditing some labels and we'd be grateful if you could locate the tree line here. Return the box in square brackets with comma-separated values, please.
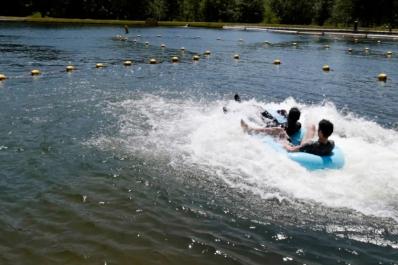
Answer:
[2, 0, 398, 27]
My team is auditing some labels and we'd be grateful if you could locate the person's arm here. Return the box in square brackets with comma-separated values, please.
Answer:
[284, 141, 314, 153]
[249, 126, 286, 136]
[283, 143, 302, 152]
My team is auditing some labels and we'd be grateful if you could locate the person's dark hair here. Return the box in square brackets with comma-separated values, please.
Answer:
[318, 119, 334, 137]
[287, 107, 300, 122]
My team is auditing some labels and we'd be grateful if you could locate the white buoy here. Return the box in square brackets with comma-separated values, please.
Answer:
[66, 65, 75, 72]
[31, 69, 41, 75]
[192, 55, 200, 61]
[96, 63, 105, 68]
[204, 50, 211, 55]
[273, 59, 281, 65]
[161, 44, 166, 48]
[378, 73, 387, 82]
[233, 54, 240, 59]
[171, 56, 179, 63]
[322, 65, 330, 72]
[149, 58, 157, 64]
[123, 60, 132, 66]
[0, 74, 7, 81]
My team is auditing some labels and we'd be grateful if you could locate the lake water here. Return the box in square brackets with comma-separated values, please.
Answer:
[0, 23, 397, 265]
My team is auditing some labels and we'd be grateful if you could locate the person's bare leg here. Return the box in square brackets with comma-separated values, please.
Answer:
[241, 119, 250, 133]
[241, 120, 288, 139]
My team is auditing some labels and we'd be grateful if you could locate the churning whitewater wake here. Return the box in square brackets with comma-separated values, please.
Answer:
[92, 93, 398, 222]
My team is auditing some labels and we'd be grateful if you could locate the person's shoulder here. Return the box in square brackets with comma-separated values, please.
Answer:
[328, 140, 335, 148]
[303, 140, 317, 146]
[299, 140, 317, 151]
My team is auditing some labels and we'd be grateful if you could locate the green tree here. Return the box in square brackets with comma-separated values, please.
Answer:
[331, 0, 353, 25]
[313, 0, 334, 25]
[270, 0, 316, 24]
[238, 0, 264, 23]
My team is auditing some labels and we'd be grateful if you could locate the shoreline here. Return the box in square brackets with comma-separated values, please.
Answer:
[1, 16, 398, 39]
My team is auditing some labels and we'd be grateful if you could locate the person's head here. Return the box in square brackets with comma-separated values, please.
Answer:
[234, 94, 241, 102]
[287, 107, 301, 124]
[318, 119, 334, 139]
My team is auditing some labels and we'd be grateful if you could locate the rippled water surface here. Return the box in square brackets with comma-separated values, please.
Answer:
[0, 23, 398, 265]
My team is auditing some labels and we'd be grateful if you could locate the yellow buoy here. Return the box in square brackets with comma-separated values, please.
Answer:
[273, 59, 281, 65]
[66, 65, 75, 72]
[161, 44, 166, 48]
[192, 55, 200, 61]
[31, 69, 41, 76]
[322, 65, 330, 72]
[171, 56, 179, 63]
[233, 54, 240, 59]
[0, 74, 7, 81]
[149, 58, 157, 64]
[378, 73, 387, 82]
[96, 63, 105, 68]
[123, 60, 133, 66]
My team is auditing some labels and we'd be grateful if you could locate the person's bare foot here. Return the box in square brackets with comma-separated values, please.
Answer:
[241, 119, 249, 133]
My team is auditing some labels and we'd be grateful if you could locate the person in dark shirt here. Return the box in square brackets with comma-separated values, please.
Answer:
[230, 93, 302, 138]
[284, 119, 335, 156]
[254, 107, 302, 140]
[241, 119, 335, 156]
[261, 107, 301, 134]
[280, 107, 301, 137]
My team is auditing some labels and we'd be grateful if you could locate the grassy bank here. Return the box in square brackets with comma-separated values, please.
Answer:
[0, 16, 396, 33]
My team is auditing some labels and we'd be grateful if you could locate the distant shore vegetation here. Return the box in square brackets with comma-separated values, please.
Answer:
[2, 0, 397, 28]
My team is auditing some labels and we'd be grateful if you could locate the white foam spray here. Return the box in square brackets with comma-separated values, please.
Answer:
[92, 94, 398, 221]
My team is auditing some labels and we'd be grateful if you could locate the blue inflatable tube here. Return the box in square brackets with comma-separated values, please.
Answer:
[288, 146, 345, 170]
[259, 134, 345, 171]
